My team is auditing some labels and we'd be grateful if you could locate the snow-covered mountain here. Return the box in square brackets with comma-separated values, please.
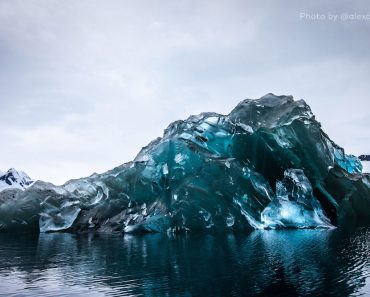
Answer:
[0, 168, 34, 191]
[359, 155, 370, 161]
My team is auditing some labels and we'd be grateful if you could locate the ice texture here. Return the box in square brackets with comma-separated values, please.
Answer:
[261, 169, 333, 228]
[0, 94, 369, 233]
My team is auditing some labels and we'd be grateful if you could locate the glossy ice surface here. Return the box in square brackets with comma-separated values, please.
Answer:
[0, 94, 369, 233]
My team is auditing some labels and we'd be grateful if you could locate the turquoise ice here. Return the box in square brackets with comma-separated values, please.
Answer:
[0, 94, 369, 233]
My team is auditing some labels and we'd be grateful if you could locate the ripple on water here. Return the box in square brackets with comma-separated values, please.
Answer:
[0, 227, 368, 296]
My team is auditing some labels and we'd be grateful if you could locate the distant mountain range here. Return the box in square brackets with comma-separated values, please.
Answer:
[359, 155, 370, 161]
[0, 168, 34, 191]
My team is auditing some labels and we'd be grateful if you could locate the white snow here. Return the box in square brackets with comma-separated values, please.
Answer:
[0, 168, 33, 192]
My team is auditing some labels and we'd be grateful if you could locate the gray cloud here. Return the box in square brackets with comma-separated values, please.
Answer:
[0, 0, 369, 183]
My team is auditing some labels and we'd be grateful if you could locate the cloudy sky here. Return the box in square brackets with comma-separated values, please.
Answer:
[0, 0, 369, 184]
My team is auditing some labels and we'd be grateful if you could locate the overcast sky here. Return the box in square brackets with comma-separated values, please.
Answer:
[0, 0, 369, 184]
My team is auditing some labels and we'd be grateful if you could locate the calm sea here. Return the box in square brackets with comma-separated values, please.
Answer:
[0, 227, 369, 296]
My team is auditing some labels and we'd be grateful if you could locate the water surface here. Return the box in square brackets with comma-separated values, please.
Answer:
[0, 227, 369, 296]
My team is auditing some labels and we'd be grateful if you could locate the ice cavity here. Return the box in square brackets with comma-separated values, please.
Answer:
[261, 169, 333, 229]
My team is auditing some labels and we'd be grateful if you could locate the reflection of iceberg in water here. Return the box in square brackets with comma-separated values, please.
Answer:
[250, 230, 334, 295]
[0, 228, 369, 296]
[245, 229, 370, 296]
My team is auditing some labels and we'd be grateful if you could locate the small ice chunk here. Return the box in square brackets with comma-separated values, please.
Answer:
[237, 123, 254, 133]
[162, 164, 169, 175]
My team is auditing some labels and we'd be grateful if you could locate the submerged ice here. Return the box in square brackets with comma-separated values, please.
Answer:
[0, 94, 369, 233]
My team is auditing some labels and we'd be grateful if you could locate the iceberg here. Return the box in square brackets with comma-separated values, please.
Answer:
[0, 94, 369, 233]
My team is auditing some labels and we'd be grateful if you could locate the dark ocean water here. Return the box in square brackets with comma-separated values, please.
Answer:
[0, 227, 369, 297]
